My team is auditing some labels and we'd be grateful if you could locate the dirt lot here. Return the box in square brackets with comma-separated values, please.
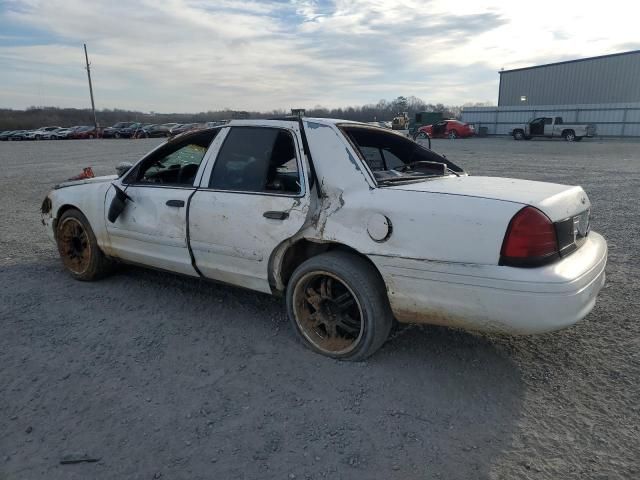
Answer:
[1, 136, 639, 480]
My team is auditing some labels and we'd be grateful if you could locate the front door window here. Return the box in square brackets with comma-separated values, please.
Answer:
[125, 130, 218, 187]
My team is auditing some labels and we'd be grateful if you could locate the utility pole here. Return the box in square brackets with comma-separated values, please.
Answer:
[84, 43, 98, 130]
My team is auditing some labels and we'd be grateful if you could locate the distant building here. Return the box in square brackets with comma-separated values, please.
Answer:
[498, 50, 640, 106]
[462, 50, 640, 137]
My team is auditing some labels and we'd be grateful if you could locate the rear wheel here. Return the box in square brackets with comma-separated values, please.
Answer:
[448, 130, 458, 139]
[56, 209, 112, 281]
[286, 252, 393, 361]
[563, 130, 576, 142]
[114, 132, 122, 139]
[513, 130, 525, 140]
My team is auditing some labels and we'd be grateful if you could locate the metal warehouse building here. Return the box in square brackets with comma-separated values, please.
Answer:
[462, 50, 640, 137]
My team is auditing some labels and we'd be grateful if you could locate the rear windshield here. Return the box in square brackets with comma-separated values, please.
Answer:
[340, 125, 464, 185]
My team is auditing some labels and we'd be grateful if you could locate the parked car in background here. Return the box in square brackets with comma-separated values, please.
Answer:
[23, 130, 40, 140]
[51, 126, 82, 139]
[134, 124, 174, 138]
[512, 117, 596, 142]
[129, 124, 159, 138]
[42, 128, 68, 140]
[0, 130, 16, 141]
[8, 130, 30, 141]
[126, 123, 152, 138]
[71, 126, 101, 139]
[102, 122, 137, 139]
[414, 120, 475, 140]
[42, 118, 606, 360]
[31, 126, 63, 140]
[169, 123, 206, 136]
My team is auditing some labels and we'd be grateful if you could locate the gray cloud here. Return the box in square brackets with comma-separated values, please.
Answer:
[0, 0, 634, 112]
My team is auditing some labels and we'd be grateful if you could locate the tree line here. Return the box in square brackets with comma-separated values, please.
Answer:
[0, 96, 491, 130]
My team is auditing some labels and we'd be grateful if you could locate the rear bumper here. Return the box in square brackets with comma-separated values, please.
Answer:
[372, 231, 607, 334]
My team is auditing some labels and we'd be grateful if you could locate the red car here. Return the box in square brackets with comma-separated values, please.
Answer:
[71, 126, 101, 139]
[415, 120, 475, 140]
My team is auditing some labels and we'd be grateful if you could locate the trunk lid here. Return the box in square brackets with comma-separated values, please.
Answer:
[388, 175, 590, 221]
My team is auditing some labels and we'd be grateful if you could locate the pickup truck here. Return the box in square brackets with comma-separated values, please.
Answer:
[512, 117, 596, 142]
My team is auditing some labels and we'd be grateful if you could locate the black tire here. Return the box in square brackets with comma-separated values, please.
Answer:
[114, 132, 121, 139]
[563, 130, 576, 142]
[448, 130, 458, 139]
[56, 209, 112, 281]
[513, 130, 524, 140]
[286, 251, 393, 361]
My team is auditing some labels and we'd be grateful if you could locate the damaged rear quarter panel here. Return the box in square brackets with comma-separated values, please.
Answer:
[301, 120, 528, 327]
[302, 120, 523, 265]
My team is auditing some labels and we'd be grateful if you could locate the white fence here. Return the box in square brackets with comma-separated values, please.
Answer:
[461, 102, 640, 137]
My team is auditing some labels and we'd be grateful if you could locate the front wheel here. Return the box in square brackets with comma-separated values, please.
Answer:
[447, 130, 458, 139]
[286, 251, 393, 361]
[56, 209, 112, 281]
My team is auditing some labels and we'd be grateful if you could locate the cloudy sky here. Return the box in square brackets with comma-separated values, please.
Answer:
[1, 0, 638, 113]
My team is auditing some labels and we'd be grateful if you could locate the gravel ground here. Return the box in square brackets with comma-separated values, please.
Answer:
[1, 136, 639, 480]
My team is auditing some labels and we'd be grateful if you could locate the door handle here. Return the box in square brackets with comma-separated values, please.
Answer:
[166, 199, 185, 207]
[263, 211, 289, 220]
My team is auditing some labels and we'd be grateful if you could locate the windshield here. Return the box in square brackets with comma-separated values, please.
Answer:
[340, 125, 464, 185]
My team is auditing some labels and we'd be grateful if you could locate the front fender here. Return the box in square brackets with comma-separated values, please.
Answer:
[41, 181, 114, 251]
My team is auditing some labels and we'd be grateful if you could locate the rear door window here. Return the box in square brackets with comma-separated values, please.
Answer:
[208, 127, 301, 195]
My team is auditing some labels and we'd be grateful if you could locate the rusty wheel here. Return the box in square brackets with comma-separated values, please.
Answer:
[293, 271, 364, 355]
[56, 209, 112, 281]
[59, 217, 92, 275]
[286, 252, 393, 360]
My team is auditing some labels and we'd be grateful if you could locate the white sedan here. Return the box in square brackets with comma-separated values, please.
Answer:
[41, 118, 607, 360]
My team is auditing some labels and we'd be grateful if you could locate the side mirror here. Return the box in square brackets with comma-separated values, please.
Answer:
[116, 162, 133, 177]
[107, 184, 134, 223]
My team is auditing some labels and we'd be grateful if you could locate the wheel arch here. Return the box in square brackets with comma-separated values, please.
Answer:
[52, 203, 83, 239]
[270, 238, 386, 296]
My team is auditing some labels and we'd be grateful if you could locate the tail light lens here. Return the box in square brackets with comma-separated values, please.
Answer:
[500, 206, 559, 267]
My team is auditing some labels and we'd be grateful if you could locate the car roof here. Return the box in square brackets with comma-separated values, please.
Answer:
[168, 118, 381, 143]
[225, 117, 363, 127]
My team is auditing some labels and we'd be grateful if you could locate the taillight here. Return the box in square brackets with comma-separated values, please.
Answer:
[500, 206, 559, 267]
